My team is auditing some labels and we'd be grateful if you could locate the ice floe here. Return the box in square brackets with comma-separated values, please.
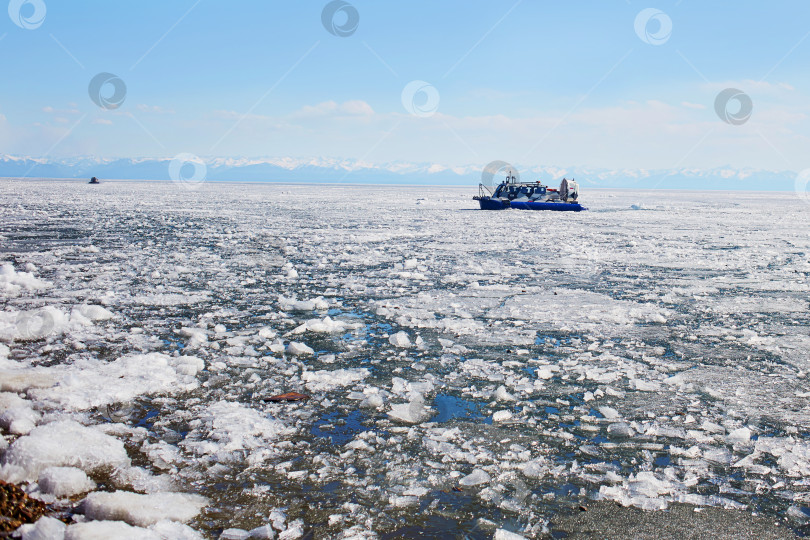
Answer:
[0, 263, 51, 296]
[80, 490, 207, 527]
[29, 353, 203, 410]
[2, 419, 129, 481]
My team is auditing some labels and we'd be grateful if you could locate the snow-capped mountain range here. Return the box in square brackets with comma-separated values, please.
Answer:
[0, 154, 799, 191]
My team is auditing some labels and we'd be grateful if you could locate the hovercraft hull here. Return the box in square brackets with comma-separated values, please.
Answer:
[477, 198, 586, 212]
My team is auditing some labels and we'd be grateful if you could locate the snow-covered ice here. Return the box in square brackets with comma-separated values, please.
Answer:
[1, 181, 809, 537]
[2, 420, 130, 481]
[38, 466, 96, 497]
[80, 490, 208, 527]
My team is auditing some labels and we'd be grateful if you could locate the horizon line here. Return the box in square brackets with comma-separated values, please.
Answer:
[2, 176, 801, 193]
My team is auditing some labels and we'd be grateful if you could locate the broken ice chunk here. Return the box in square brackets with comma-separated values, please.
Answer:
[494, 386, 517, 402]
[38, 466, 96, 498]
[64, 520, 158, 539]
[535, 367, 556, 380]
[178, 327, 208, 348]
[389, 495, 419, 507]
[388, 398, 431, 424]
[2, 420, 130, 481]
[219, 529, 250, 540]
[17, 516, 66, 540]
[278, 295, 329, 311]
[389, 331, 412, 348]
[630, 379, 661, 391]
[0, 263, 51, 296]
[494, 530, 527, 540]
[72, 304, 114, 321]
[787, 505, 810, 522]
[492, 410, 513, 423]
[459, 468, 491, 486]
[607, 422, 635, 437]
[258, 327, 277, 339]
[0, 395, 40, 435]
[598, 406, 620, 420]
[726, 427, 752, 445]
[287, 342, 314, 356]
[247, 524, 276, 539]
[700, 420, 725, 434]
[290, 317, 361, 335]
[302, 368, 369, 392]
[279, 519, 303, 539]
[269, 339, 285, 354]
[80, 490, 208, 527]
[520, 458, 547, 479]
[703, 447, 733, 465]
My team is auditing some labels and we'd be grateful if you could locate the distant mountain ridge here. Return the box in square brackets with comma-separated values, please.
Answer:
[0, 154, 798, 191]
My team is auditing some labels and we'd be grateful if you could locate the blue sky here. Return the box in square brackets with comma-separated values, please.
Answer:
[1, 0, 809, 171]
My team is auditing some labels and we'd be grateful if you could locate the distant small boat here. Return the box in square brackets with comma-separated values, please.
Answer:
[88, 177, 100, 184]
[474, 171, 586, 211]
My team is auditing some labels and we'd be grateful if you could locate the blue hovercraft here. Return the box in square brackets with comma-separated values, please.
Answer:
[474, 171, 586, 211]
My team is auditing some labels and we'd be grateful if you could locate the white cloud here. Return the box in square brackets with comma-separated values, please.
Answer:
[42, 105, 81, 115]
[463, 88, 531, 101]
[199, 96, 795, 169]
[340, 100, 375, 116]
[704, 80, 795, 95]
[212, 110, 270, 121]
[16, 90, 805, 171]
[210, 110, 292, 133]
[292, 100, 375, 118]
[136, 104, 176, 114]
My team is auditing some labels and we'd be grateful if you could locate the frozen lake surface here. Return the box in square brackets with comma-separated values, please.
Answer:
[1, 180, 809, 538]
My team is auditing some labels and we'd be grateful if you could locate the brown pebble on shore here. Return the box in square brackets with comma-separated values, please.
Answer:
[0, 480, 47, 532]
